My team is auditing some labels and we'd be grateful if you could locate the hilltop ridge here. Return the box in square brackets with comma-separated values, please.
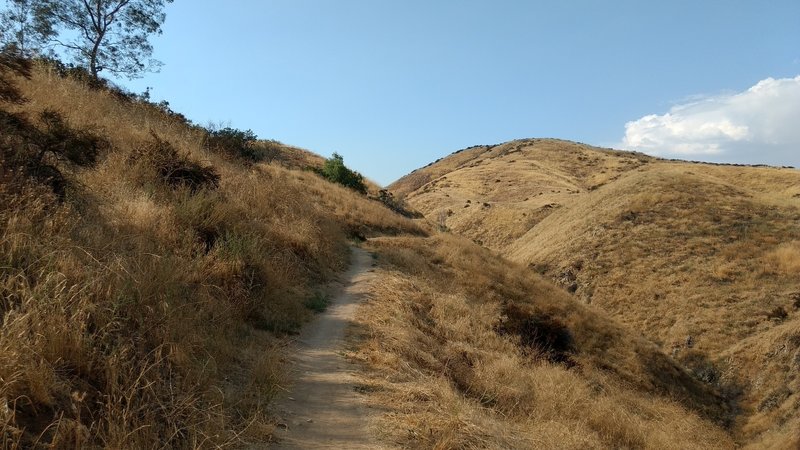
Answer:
[391, 137, 800, 447]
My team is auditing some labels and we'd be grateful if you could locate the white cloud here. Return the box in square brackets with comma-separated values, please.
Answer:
[621, 75, 800, 167]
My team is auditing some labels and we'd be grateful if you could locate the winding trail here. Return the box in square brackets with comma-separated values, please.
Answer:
[264, 247, 384, 449]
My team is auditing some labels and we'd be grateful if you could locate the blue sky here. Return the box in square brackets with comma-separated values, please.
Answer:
[119, 1, 800, 185]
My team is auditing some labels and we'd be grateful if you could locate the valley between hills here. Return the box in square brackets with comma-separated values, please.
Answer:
[2, 57, 800, 449]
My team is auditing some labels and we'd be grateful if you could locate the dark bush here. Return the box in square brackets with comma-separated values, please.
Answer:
[255, 139, 284, 163]
[678, 349, 721, 384]
[304, 292, 330, 313]
[39, 57, 109, 91]
[152, 100, 192, 126]
[205, 127, 262, 162]
[130, 133, 220, 192]
[373, 189, 423, 218]
[0, 52, 32, 103]
[766, 306, 788, 321]
[1, 110, 61, 194]
[38, 109, 107, 167]
[758, 386, 792, 412]
[495, 303, 575, 366]
[0, 109, 107, 198]
[317, 152, 367, 194]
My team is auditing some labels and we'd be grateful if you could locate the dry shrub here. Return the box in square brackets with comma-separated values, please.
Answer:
[1, 108, 108, 199]
[764, 241, 800, 275]
[0, 53, 31, 104]
[129, 132, 219, 192]
[709, 261, 739, 283]
[0, 183, 234, 447]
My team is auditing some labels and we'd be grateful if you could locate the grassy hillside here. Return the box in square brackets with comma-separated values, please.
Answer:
[351, 234, 734, 449]
[391, 138, 800, 447]
[3, 55, 795, 449]
[391, 139, 653, 249]
[0, 56, 422, 448]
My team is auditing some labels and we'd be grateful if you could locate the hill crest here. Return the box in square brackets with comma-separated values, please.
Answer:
[391, 137, 800, 447]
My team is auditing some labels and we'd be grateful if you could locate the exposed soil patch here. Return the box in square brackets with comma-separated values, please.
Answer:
[264, 248, 388, 449]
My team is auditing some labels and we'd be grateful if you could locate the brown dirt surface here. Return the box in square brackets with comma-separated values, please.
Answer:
[265, 248, 389, 450]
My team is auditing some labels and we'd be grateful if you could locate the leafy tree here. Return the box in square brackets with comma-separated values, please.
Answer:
[0, 0, 55, 56]
[320, 153, 367, 194]
[39, 0, 173, 80]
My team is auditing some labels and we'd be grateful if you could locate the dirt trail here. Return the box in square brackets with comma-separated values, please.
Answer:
[263, 247, 385, 449]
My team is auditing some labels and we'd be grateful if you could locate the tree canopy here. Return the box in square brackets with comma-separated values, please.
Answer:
[0, 0, 55, 55]
[0, 0, 173, 80]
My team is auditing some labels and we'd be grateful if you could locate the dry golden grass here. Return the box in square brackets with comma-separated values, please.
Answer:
[391, 139, 651, 250]
[0, 60, 422, 448]
[764, 241, 800, 275]
[392, 138, 800, 447]
[351, 234, 734, 449]
[4, 59, 796, 449]
[507, 166, 800, 445]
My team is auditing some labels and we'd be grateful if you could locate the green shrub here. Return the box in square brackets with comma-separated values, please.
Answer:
[305, 291, 330, 313]
[318, 152, 367, 194]
[205, 126, 262, 162]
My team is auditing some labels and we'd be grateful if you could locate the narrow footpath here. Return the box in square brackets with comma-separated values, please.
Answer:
[262, 247, 385, 449]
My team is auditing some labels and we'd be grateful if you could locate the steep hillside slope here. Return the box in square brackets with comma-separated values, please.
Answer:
[392, 138, 800, 447]
[0, 57, 423, 448]
[391, 139, 653, 250]
[352, 234, 735, 449]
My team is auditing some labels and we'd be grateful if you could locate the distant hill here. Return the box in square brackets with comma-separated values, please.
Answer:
[391, 138, 800, 447]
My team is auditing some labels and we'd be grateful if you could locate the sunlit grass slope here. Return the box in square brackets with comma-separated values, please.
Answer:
[351, 234, 735, 449]
[0, 58, 422, 448]
[4, 56, 796, 449]
[391, 138, 800, 447]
